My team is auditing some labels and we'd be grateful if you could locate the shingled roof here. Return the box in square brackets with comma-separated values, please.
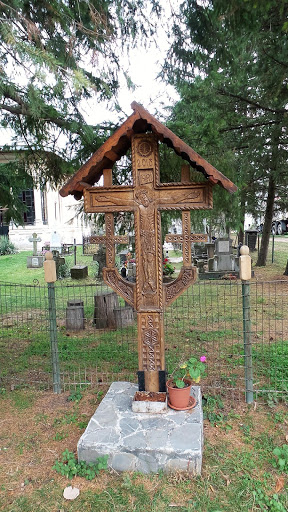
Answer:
[60, 102, 237, 199]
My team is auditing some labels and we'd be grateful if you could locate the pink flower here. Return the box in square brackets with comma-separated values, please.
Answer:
[200, 356, 207, 363]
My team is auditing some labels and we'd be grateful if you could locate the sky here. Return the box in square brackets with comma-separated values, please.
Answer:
[0, 1, 181, 145]
[82, 1, 180, 125]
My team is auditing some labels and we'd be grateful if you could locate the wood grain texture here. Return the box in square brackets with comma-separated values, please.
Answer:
[60, 103, 237, 198]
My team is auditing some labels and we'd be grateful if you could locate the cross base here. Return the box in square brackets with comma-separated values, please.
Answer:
[78, 381, 203, 474]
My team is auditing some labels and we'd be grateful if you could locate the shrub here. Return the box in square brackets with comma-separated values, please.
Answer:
[0, 236, 16, 255]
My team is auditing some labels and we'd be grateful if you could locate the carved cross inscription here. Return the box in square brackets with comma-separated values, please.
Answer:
[83, 134, 213, 391]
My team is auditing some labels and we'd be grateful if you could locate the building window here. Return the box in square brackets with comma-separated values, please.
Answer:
[19, 189, 35, 224]
[41, 189, 48, 224]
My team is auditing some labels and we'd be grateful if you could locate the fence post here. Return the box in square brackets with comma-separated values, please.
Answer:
[240, 245, 253, 404]
[44, 252, 61, 393]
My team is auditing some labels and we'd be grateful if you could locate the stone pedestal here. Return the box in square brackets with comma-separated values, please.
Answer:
[78, 381, 203, 474]
[27, 255, 44, 268]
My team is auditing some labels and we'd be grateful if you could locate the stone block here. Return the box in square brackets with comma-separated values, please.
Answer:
[78, 381, 203, 474]
[70, 265, 88, 279]
[27, 255, 44, 268]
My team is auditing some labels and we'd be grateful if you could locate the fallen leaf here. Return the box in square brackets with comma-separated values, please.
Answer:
[210, 484, 216, 493]
[63, 486, 80, 500]
[275, 476, 285, 494]
[220, 470, 231, 486]
[285, 434, 288, 442]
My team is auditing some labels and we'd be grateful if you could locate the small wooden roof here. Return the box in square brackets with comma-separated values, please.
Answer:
[60, 102, 237, 198]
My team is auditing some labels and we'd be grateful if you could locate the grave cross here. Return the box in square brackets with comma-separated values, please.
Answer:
[84, 133, 213, 392]
[165, 166, 208, 265]
[28, 232, 41, 256]
[88, 170, 129, 267]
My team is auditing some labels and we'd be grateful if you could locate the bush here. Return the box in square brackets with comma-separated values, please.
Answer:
[0, 236, 16, 255]
[57, 262, 71, 279]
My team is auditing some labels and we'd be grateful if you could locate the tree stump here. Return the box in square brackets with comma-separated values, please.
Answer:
[66, 300, 85, 331]
[284, 259, 288, 276]
[114, 306, 135, 328]
[93, 292, 119, 329]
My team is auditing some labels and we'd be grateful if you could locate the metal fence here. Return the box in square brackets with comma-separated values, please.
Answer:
[0, 279, 287, 401]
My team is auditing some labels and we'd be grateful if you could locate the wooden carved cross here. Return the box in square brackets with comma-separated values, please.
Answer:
[84, 133, 213, 392]
[165, 167, 208, 265]
[89, 170, 129, 266]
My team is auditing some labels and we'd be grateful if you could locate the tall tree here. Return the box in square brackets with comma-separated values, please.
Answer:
[0, 0, 161, 223]
[163, 0, 288, 265]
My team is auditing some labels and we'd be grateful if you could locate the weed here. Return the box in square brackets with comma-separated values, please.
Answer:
[203, 395, 225, 425]
[53, 431, 69, 441]
[273, 444, 288, 472]
[253, 488, 286, 512]
[67, 388, 83, 402]
[53, 411, 78, 426]
[256, 297, 266, 304]
[53, 449, 108, 480]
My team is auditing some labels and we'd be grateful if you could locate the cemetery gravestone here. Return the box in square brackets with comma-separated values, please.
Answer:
[27, 232, 44, 268]
[205, 237, 239, 278]
[60, 102, 237, 393]
[50, 231, 62, 252]
[60, 101, 237, 474]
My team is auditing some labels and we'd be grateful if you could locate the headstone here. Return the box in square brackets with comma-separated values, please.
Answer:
[50, 231, 62, 252]
[203, 238, 239, 279]
[214, 238, 236, 271]
[27, 232, 44, 268]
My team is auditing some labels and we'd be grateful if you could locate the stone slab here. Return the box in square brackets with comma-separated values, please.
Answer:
[78, 381, 203, 474]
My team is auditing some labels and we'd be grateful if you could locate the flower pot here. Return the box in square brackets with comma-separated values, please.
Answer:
[166, 378, 193, 409]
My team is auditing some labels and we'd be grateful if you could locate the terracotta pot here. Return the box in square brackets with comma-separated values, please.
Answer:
[166, 378, 192, 409]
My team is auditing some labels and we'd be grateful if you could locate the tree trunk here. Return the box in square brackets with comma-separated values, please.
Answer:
[256, 175, 276, 266]
[238, 190, 246, 245]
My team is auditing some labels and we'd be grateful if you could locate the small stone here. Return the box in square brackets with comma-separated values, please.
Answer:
[63, 486, 80, 500]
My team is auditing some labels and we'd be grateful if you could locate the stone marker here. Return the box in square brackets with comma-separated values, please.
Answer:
[27, 232, 44, 268]
[60, 103, 237, 393]
[60, 103, 236, 474]
[50, 231, 62, 252]
[205, 237, 239, 278]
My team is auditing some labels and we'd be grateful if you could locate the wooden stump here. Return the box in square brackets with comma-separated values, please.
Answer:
[114, 307, 135, 328]
[93, 292, 119, 329]
[66, 300, 85, 331]
[284, 259, 288, 276]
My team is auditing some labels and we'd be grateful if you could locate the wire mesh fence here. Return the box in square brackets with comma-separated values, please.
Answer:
[0, 278, 287, 401]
